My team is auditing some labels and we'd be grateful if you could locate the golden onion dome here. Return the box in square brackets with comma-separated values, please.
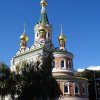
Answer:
[40, 0, 47, 6]
[38, 24, 48, 33]
[59, 34, 66, 42]
[20, 33, 28, 42]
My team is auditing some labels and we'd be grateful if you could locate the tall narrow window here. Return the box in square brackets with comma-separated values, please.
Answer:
[64, 82, 69, 94]
[66, 61, 68, 69]
[61, 60, 64, 68]
[82, 83, 87, 95]
[75, 86, 78, 93]
[64, 85, 68, 93]
[48, 33, 50, 38]
[68, 60, 73, 69]
[74, 82, 79, 94]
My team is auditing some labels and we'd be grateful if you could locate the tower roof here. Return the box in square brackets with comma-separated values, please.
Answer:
[39, 13, 49, 24]
[58, 25, 66, 42]
[38, 0, 49, 24]
[20, 23, 28, 42]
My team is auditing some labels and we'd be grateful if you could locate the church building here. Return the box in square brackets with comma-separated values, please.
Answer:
[10, 0, 89, 100]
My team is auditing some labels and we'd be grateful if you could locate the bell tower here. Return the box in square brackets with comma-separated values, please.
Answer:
[34, 0, 52, 46]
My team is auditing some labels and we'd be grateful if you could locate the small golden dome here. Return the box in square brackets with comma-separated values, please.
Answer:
[38, 24, 48, 33]
[40, 0, 47, 6]
[20, 33, 28, 42]
[59, 34, 66, 42]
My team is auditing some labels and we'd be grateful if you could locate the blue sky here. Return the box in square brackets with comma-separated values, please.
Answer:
[0, 0, 100, 69]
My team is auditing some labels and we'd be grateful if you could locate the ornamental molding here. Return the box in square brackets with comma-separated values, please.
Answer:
[53, 53, 73, 59]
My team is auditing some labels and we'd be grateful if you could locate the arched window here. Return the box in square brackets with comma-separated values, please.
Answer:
[64, 82, 69, 94]
[61, 60, 64, 68]
[66, 61, 68, 69]
[74, 82, 79, 94]
[68, 60, 73, 69]
[75, 86, 78, 93]
[82, 83, 87, 95]
[83, 86, 85, 94]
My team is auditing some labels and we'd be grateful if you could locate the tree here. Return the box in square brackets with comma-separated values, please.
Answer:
[6, 71, 21, 100]
[0, 62, 10, 100]
[10, 52, 60, 100]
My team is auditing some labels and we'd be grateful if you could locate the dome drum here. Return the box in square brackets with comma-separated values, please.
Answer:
[52, 71, 74, 77]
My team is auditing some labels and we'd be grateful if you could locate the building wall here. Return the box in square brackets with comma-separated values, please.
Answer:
[60, 98, 89, 100]
[56, 80, 88, 99]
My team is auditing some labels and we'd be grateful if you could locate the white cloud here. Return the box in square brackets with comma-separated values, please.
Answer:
[77, 68, 85, 72]
[77, 66, 100, 72]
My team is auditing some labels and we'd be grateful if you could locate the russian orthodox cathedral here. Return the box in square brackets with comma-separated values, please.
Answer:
[10, 0, 89, 100]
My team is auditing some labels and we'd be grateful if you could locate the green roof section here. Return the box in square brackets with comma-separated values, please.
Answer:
[39, 12, 49, 24]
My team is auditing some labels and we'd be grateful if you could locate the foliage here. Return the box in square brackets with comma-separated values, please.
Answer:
[16, 52, 60, 100]
[0, 62, 10, 99]
[0, 53, 60, 100]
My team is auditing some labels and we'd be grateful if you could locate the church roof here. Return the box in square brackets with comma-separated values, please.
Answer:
[39, 12, 49, 24]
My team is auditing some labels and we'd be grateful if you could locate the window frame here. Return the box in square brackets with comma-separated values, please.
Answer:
[60, 59, 66, 69]
[61, 60, 64, 68]
[82, 83, 87, 95]
[64, 82, 70, 94]
[68, 60, 73, 70]
[74, 82, 80, 95]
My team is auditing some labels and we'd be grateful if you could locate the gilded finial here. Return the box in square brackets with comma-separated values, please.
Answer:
[20, 23, 29, 42]
[58, 24, 66, 42]
[40, 0, 47, 7]
[40, 0, 47, 13]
